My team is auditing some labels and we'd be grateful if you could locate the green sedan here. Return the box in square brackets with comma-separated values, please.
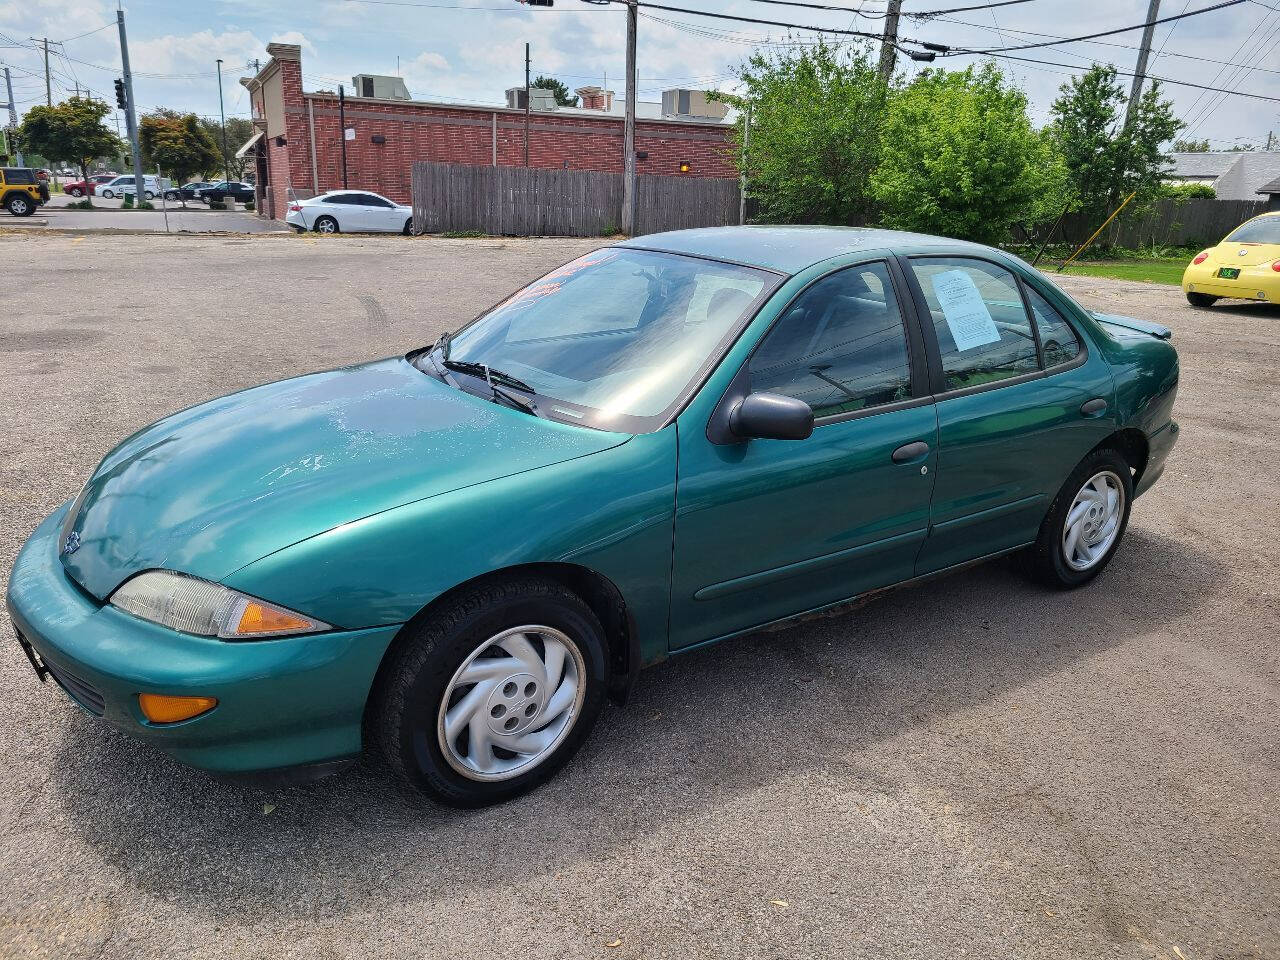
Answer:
[6, 227, 1179, 807]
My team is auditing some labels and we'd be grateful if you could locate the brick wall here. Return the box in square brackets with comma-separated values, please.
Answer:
[254, 48, 737, 221]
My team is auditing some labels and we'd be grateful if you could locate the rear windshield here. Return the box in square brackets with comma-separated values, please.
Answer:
[1224, 217, 1280, 244]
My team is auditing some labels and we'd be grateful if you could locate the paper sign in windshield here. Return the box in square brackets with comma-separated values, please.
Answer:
[932, 270, 1001, 351]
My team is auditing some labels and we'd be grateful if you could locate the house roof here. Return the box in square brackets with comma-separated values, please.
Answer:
[1258, 176, 1280, 195]
[1168, 151, 1280, 201]
[1168, 152, 1240, 179]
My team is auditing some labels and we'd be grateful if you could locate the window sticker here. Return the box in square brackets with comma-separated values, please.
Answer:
[931, 269, 1001, 351]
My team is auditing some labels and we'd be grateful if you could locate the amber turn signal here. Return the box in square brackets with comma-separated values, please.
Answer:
[235, 601, 315, 636]
[138, 693, 218, 724]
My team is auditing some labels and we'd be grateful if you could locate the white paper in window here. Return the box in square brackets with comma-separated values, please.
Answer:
[931, 269, 1001, 351]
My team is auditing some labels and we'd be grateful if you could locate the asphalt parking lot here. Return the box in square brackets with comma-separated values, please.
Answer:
[1, 231, 1277, 960]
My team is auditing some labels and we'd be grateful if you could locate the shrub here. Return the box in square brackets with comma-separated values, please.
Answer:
[1161, 182, 1216, 201]
[121, 193, 134, 208]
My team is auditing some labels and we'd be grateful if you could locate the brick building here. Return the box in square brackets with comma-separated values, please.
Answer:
[240, 43, 738, 222]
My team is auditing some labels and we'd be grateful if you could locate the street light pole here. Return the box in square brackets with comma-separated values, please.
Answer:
[216, 58, 230, 182]
[117, 11, 145, 205]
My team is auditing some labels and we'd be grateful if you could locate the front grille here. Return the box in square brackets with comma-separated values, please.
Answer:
[45, 661, 106, 717]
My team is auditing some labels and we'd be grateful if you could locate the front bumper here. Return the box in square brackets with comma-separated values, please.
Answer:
[1183, 263, 1280, 302]
[5, 504, 401, 775]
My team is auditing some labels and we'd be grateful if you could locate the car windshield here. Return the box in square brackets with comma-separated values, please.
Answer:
[442, 248, 774, 432]
[1224, 217, 1280, 244]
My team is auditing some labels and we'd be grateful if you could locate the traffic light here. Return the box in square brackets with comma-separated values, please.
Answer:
[114, 78, 127, 110]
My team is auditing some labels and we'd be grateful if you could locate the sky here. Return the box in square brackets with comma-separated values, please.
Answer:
[2, 0, 1278, 151]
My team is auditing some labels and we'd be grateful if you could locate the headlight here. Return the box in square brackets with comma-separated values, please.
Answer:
[110, 570, 330, 640]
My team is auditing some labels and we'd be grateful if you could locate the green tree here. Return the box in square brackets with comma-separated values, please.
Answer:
[869, 64, 1064, 245]
[1048, 64, 1183, 218]
[140, 110, 220, 205]
[531, 76, 578, 107]
[197, 116, 256, 179]
[1173, 138, 1210, 152]
[715, 40, 889, 224]
[18, 97, 120, 205]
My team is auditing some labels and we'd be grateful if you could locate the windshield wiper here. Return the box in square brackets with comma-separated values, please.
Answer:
[488, 383, 544, 418]
[441, 359, 536, 394]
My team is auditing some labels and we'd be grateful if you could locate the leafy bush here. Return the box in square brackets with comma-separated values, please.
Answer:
[1161, 182, 1216, 201]
[121, 193, 134, 208]
[67, 198, 93, 210]
[244, 199, 255, 211]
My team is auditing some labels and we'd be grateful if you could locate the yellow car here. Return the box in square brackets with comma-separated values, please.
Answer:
[1182, 211, 1280, 307]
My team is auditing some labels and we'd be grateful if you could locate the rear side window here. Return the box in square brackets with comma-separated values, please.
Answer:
[909, 257, 1039, 391]
[749, 261, 913, 418]
[3, 168, 36, 185]
[1024, 286, 1082, 368]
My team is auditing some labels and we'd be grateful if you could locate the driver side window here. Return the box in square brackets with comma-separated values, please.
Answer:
[749, 261, 913, 419]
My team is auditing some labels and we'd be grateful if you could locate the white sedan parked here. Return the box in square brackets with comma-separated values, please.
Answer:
[285, 190, 413, 234]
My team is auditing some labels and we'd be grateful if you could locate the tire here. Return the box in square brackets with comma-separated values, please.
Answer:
[164, 191, 180, 201]
[144, 191, 155, 200]
[403, 217, 413, 236]
[68, 187, 84, 197]
[372, 575, 608, 807]
[1028, 446, 1134, 589]
[100, 189, 114, 199]
[1186, 292, 1218, 308]
[314, 215, 339, 235]
[5, 194, 34, 217]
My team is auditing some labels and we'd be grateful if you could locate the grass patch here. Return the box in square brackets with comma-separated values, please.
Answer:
[1055, 259, 1187, 285]
[441, 229, 485, 239]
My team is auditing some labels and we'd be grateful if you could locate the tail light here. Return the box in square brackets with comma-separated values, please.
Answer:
[1192, 251, 1210, 265]
[1272, 261, 1280, 272]
[289, 204, 302, 212]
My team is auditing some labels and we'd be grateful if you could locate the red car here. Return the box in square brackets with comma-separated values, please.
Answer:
[63, 174, 118, 198]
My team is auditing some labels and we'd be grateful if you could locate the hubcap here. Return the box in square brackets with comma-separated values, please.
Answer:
[437, 625, 585, 782]
[319, 220, 335, 233]
[1062, 470, 1124, 571]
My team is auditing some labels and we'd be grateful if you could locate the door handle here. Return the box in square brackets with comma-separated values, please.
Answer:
[891, 441, 930, 464]
[1080, 398, 1108, 417]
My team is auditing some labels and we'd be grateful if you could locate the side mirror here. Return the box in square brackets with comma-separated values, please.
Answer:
[729, 392, 814, 441]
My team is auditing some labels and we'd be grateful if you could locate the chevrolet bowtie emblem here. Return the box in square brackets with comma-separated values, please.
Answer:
[62, 531, 82, 556]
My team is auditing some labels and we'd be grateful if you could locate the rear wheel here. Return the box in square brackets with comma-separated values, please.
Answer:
[314, 215, 339, 234]
[1028, 447, 1133, 589]
[5, 194, 34, 217]
[372, 576, 607, 807]
[403, 217, 413, 236]
[1186, 292, 1218, 308]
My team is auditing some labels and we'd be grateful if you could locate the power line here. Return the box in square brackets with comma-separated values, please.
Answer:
[907, 0, 1039, 17]
[945, 47, 1280, 102]
[953, 0, 1246, 55]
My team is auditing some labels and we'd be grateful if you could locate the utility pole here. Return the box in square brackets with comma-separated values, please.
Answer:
[524, 42, 531, 167]
[877, 0, 902, 83]
[738, 104, 751, 226]
[41, 37, 52, 105]
[621, 0, 638, 235]
[116, 10, 145, 204]
[1123, 0, 1161, 131]
[338, 84, 349, 188]
[216, 58, 230, 182]
[1266, 130, 1274, 151]
[3, 66, 23, 164]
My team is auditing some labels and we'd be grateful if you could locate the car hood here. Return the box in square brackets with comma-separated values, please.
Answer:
[60, 357, 628, 600]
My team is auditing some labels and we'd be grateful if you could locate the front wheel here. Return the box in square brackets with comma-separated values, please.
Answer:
[1028, 447, 1133, 589]
[100, 189, 114, 199]
[372, 576, 607, 807]
[164, 191, 180, 201]
[1186, 292, 1218, 308]
[314, 215, 339, 234]
[68, 187, 84, 197]
[5, 194, 34, 217]
[144, 191, 155, 200]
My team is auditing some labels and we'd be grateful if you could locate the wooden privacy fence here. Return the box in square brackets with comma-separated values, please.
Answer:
[411, 161, 740, 237]
[1055, 198, 1266, 248]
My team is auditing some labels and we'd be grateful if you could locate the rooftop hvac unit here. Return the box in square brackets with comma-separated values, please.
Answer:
[352, 74, 412, 100]
[661, 88, 728, 120]
[505, 87, 557, 110]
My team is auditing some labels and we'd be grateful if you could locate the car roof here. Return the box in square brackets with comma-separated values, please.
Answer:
[618, 225, 995, 275]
